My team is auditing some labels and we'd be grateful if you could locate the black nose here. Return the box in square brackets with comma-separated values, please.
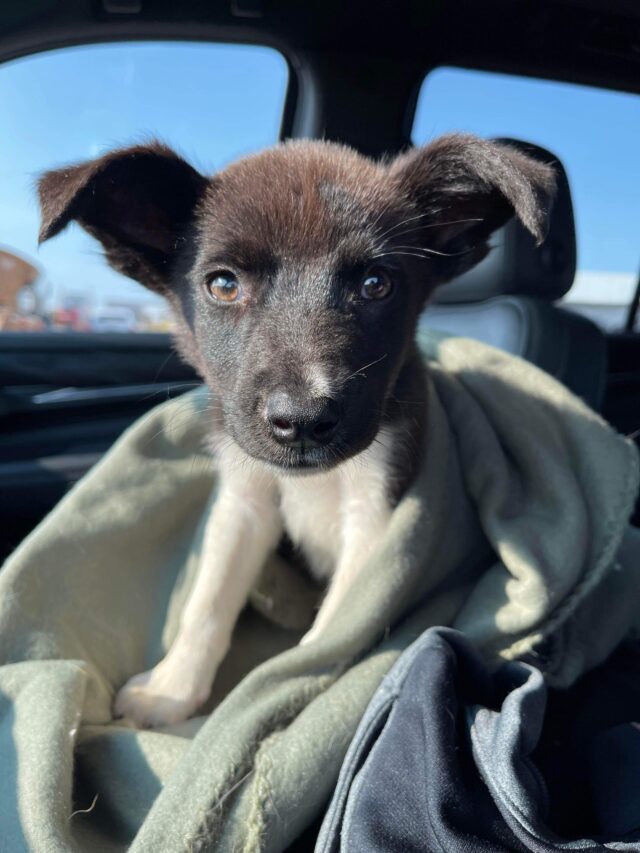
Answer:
[265, 391, 341, 448]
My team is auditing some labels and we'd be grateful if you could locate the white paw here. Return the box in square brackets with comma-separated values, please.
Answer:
[114, 660, 211, 729]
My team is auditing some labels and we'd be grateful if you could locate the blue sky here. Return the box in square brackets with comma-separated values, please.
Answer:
[0, 42, 288, 310]
[0, 43, 637, 312]
[413, 67, 640, 277]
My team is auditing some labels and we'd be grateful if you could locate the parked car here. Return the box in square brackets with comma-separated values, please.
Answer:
[90, 306, 138, 334]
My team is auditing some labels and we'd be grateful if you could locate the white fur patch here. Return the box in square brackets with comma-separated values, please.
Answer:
[115, 426, 398, 726]
[278, 425, 395, 580]
[303, 362, 335, 400]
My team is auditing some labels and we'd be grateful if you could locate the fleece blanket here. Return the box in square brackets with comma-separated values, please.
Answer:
[0, 332, 638, 853]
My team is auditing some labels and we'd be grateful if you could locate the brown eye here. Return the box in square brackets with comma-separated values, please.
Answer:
[205, 271, 240, 303]
[361, 269, 393, 300]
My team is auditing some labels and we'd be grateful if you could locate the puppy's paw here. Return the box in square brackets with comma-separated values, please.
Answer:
[114, 661, 211, 729]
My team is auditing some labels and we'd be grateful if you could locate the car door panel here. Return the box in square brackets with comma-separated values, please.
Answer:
[0, 333, 200, 559]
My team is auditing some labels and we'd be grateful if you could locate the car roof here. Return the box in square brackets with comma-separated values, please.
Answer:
[0, 0, 638, 156]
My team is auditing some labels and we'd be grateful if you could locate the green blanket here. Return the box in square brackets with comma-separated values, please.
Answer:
[1, 333, 638, 852]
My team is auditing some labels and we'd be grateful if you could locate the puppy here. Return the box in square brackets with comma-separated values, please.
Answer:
[38, 134, 554, 727]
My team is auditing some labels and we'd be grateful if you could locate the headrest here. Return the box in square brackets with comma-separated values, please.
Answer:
[433, 139, 576, 304]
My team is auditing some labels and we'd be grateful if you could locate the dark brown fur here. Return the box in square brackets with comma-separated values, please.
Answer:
[37, 135, 555, 480]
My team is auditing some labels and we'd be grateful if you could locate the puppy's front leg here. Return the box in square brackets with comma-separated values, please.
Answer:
[114, 466, 282, 728]
[300, 512, 390, 646]
[301, 446, 393, 645]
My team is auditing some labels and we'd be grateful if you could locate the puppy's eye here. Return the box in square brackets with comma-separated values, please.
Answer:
[360, 269, 393, 300]
[205, 271, 241, 303]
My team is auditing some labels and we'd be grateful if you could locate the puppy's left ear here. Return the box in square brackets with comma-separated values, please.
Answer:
[38, 142, 208, 292]
[388, 134, 556, 282]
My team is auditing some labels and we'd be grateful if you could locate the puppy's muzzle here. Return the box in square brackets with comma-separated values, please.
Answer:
[265, 390, 341, 448]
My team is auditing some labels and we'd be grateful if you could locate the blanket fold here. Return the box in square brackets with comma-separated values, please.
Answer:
[0, 332, 638, 852]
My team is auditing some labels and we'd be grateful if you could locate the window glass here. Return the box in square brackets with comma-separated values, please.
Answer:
[413, 67, 639, 330]
[0, 42, 288, 332]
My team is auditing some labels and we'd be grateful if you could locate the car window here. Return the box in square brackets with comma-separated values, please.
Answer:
[0, 41, 288, 333]
[412, 67, 639, 331]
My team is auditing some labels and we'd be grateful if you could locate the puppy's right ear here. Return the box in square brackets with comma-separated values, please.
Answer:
[38, 142, 208, 292]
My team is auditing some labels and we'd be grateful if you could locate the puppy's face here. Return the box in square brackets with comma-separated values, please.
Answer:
[38, 136, 554, 472]
[182, 146, 427, 470]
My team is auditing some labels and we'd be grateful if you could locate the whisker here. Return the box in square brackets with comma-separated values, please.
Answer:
[140, 382, 203, 403]
[370, 251, 432, 262]
[389, 397, 427, 406]
[344, 353, 388, 383]
[367, 197, 397, 233]
[421, 217, 483, 230]
[374, 211, 433, 242]
[375, 214, 482, 245]
[381, 243, 474, 259]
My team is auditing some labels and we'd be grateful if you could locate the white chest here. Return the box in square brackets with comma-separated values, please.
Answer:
[278, 469, 344, 580]
[276, 426, 397, 581]
[214, 427, 398, 584]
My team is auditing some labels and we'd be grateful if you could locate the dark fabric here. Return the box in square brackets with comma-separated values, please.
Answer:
[317, 628, 640, 853]
[535, 641, 640, 840]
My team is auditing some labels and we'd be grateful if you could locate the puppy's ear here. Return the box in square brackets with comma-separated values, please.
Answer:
[388, 134, 556, 282]
[38, 142, 208, 292]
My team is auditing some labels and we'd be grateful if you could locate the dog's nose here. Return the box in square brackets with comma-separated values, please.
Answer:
[265, 391, 341, 447]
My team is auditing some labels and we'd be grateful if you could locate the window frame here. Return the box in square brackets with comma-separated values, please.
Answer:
[405, 62, 640, 332]
[0, 35, 299, 341]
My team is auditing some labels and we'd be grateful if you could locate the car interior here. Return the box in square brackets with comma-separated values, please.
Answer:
[0, 0, 638, 567]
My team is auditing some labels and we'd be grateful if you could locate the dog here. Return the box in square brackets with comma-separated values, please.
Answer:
[37, 134, 554, 727]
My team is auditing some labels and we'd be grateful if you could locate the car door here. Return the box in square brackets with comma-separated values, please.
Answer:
[0, 40, 289, 559]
